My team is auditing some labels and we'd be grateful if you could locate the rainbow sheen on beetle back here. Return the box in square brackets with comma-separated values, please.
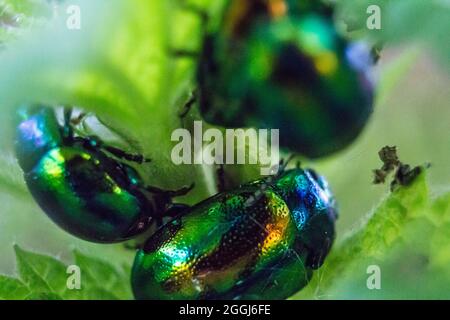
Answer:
[132, 168, 337, 300]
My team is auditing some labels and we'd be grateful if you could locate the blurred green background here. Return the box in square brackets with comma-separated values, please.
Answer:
[0, 0, 449, 299]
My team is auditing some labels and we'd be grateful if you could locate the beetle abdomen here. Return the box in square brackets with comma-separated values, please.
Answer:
[25, 146, 147, 242]
[133, 189, 311, 300]
[132, 168, 337, 300]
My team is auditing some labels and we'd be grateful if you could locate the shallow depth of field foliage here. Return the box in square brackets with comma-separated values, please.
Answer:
[0, 0, 449, 299]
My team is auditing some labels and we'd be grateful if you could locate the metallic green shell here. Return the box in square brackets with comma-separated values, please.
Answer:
[15, 106, 152, 243]
[132, 169, 337, 299]
[198, 0, 374, 157]
[25, 147, 148, 242]
[15, 107, 62, 172]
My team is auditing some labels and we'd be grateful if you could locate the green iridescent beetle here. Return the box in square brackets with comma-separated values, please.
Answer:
[15, 105, 193, 243]
[132, 166, 337, 300]
[178, 0, 375, 158]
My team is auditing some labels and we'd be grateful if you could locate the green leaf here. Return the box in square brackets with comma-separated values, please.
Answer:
[14, 245, 68, 294]
[73, 250, 132, 300]
[11, 245, 133, 300]
[24, 292, 63, 300]
[0, 154, 28, 197]
[0, 275, 30, 299]
[14, 245, 55, 294]
[430, 191, 450, 223]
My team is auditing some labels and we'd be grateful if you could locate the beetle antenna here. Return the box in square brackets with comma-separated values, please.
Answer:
[277, 154, 295, 175]
[63, 106, 74, 140]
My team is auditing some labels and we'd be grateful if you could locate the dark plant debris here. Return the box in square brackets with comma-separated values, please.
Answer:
[373, 146, 426, 191]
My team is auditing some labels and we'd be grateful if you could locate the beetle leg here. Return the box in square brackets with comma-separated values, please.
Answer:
[102, 145, 152, 164]
[371, 44, 383, 64]
[179, 89, 198, 119]
[63, 106, 74, 140]
[146, 183, 195, 197]
[125, 215, 153, 239]
[170, 49, 200, 59]
[176, 0, 209, 28]
[279, 154, 295, 173]
[170, 1, 209, 60]
[80, 135, 151, 164]
[71, 112, 88, 126]
[63, 109, 91, 140]
[145, 185, 168, 194]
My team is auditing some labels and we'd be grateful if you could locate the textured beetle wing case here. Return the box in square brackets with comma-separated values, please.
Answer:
[132, 188, 309, 299]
